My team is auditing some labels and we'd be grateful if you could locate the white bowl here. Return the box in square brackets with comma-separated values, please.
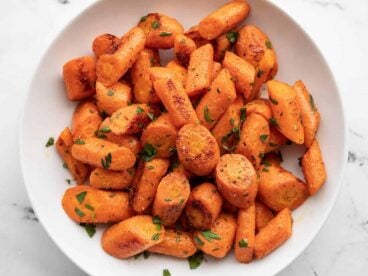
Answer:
[19, 0, 348, 275]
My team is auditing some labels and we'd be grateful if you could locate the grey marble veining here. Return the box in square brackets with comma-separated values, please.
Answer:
[0, 0, 367, 275]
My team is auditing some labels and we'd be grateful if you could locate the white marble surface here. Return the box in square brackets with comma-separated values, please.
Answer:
[0, 0, 367, 275]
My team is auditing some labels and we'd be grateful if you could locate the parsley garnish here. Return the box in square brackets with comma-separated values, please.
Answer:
[136, 106, 145, 114]
[75, 139, 85, 145]
[269, 117, 279, 127]
[226, 31, 238, 44]
[75, 207, 85, 217]
[106, 90, 114, 96]
[65, 179, 75, 185]
[152, 216, 162, 231]
[45, 137, 54, 147]
[265, 40, 273, 49]
[262, 167, 269, 172]
[204, 105, 214, 123]
[143, 251, 150, 259]
[152, 21, 159, 29]
[259, 134, 268, 142]
[140, 15, 148, 22]
[76, 191, 87, 204]
[101, 152, 112, 169]
[140, 143, 157, 162]
[257, 69, 265, 78]
[201, 230, 220, 242]
[194, 236, 204, 246]
[100, 126, 111, 133]
[261, 160, 272, 167]
[85, 204, 94, 211]
[152, 233, 160, 241]
[239, 238, 249, 248]
[79, 223, 96, 238]
[163, 269, 171, 276]
[240, 107, 247, 123]
[188, 251, 204, 269]
[159, 32, 172, 37]
[63, 162, 68, 169]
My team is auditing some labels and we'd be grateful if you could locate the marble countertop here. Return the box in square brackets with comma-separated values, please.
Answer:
[0, 0, 367, 275]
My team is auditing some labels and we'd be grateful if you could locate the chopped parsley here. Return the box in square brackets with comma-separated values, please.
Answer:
[262, 167, 269, 172]
[239, 238, 249, 248]
[143, 251, 151, 259]
[136, 106, 145, 114]
[101, 152, 112, 169]
[159, 32, 172, 37]
[257, 69, 265, 78]
[76, 191, 87, 204]
[152, 216, 162, 231]
[226, 31, 238, 44]
[106, 90, 114, 96]
[75, 139, 85, 145]
[261, 160, 272, 167]
[140, 143, 157, 162]
[240, 107, 247, 123]
[62, 162, 68, 169]
[201, 230, 220, 242]
[188, 251, 204, 269]
[79, 223, 96, 238]
[204, 105, 214, 123]
[85, 204, 94, 211]
[65, 179, 75, 185]
[140, 15, 148, 22]
[194, 236, 204, 246]
[259, 134, 269, 142]
[75, 207, 85, 217]
[269, 117, 279, 127]
[99, 126, 111, 133]
[163, 269, 171, 276]
[265, 40, 273, 49]
[152, 21, 159, 29]
[152, 233, 160, 241]
[45, 137, 54, 147]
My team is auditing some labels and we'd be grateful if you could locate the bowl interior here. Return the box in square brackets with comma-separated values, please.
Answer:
[20, 0, 347, 275]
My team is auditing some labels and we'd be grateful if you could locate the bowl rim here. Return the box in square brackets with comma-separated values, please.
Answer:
[18, 0, 348, 275]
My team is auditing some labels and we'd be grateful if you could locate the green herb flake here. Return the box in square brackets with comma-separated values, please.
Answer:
[65, 179, 75, 185]
[259, 134, 269, 142]
[188, 251, 204, 269]
[309, 94, 317, 111]
[147, 112, 155, 121]
[164, 198, 172, 202]
[140, 143, 157, 162]
[75, 207, 85, 217]
[62, 162, 68, 169]
[259, 152, 265, 159]
[230, 118, 235, 126]
[152, 233, 160, 241]
[45, 137, 54, 147]
[201, 230, 220, 242]
[106, 90, 115, 96]
[76, 191, 87, 204]
[269, 117, 279, 128]
[75, 139, 85, 145]
[140, 15, 148, 22]
[152, 216, 162, 231]
[163, 269, 171, 276]
[81, 223, 96, 238]
[152, 21, 159, 29]
[159, 32, 172, 37]
[85, 204, 94, 211]
[226, 31, 238, 44]
[204, 105, 214, 123]
[262, 167, 269, 172]
[239, 238, 249, 248]
[265, 40, 273, 49]
[100, 126, 111, 133]
[240, 107, 247, 123]
[147, 165, 155, 170]
[136, 106, 145, 114]
[194, 236, 205, 246]
[262, 160, 272, 167]
[101, 152, 112, 169]
[270, 97, 278, 105]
